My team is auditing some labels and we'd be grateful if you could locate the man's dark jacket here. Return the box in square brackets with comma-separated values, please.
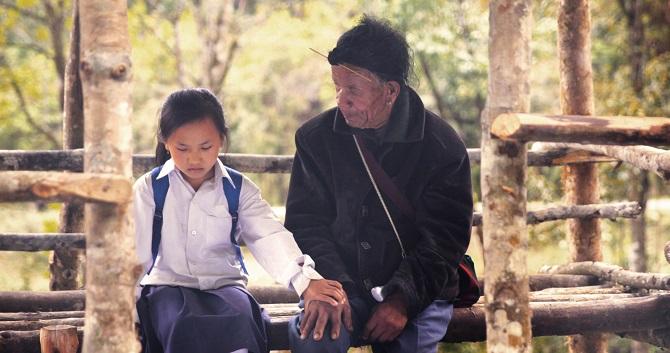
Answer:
[285, 87, 473, 318]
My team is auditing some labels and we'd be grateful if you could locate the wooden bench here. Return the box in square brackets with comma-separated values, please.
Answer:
[3, 275, 670, 351]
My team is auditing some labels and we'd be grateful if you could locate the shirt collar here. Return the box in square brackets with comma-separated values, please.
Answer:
[332, 86, 426, 143]
[156, 158, 235, 188]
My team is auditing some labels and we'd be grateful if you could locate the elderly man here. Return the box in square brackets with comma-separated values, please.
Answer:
[285, 16, 473, 353]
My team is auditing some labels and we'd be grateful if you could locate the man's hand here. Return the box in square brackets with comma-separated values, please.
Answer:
[302, 279, 346, 306]
[362, 293, 408, 342]
[299, 296, 353, 341]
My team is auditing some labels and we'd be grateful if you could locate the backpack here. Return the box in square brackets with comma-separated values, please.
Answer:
[453, 254, 481, 308]
[147, 164, 248, 275]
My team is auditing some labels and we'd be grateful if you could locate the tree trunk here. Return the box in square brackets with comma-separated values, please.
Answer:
[481, 1, 533, 353]
[78, 0, 138, 351]
[558, 1, 606, 353]
[52, 0, 84, 291]
[628, 170, 648, 274]
[621, 2, 650, 350]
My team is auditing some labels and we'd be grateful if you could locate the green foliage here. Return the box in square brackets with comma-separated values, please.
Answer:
[0, 203, 58, 290]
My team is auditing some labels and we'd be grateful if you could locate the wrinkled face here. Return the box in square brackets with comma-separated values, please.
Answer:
[164, 117, 223, 190]
[331, 64, 397, 129]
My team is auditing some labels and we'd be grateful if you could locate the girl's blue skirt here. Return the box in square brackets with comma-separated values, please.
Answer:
[137, 285, 270, 353]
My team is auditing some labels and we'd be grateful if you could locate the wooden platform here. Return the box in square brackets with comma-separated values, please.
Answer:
[2, 289, 670, 351]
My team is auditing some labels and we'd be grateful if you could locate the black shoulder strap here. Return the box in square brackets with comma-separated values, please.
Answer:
[354, 135, 416, 221]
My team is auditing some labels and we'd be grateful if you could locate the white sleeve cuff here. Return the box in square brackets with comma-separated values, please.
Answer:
[286, 254, 323, 297]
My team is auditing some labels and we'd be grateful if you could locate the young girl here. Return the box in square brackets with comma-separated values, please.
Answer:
[133, 88, 344, 353]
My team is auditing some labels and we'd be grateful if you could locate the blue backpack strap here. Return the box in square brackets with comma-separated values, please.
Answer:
[223, 166, 248, 275]
[149, 165, 169, 275]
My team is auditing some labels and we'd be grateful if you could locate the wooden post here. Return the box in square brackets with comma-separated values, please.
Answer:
[52, 0, 84, 291]
[558, 1, 605, 353]
[40, 325, 79, 353]
[481, 1, 532, 353]
[79, 0, 138, 352]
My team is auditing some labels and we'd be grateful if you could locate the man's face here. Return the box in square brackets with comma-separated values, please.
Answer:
[331, 64, 394, 129]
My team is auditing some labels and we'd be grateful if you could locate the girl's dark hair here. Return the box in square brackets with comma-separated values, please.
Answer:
[155, 88, 229, 166]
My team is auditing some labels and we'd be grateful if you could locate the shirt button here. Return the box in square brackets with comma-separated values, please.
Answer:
[360, 241, 372, 250]
[191, 230, 197, 236]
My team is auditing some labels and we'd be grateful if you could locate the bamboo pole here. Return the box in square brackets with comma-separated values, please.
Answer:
[532, 143, 670, 180]
[491, 114, 670, 145]
[0, 171, 131, 204]
[558, 1, 605, 352]
[78, 0, 137, 351]
[482, 1, 533, 353]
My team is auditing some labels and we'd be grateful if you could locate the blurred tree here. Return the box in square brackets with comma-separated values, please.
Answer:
[0, 0, 69, 149]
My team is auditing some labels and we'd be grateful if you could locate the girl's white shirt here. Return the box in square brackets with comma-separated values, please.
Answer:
[133, 158, 322, 296]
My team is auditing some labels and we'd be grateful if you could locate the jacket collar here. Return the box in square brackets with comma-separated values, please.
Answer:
[332, 86, 426, 143]
[157, 158, 234, 188]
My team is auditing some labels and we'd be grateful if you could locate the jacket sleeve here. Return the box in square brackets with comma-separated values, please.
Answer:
[383, 149, 473, 318]
[285, 130, 361, 299]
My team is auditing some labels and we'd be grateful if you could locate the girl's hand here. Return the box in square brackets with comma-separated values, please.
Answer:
[302, 279, 346, 306]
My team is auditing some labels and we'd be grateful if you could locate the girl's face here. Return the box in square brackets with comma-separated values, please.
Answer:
[164, 117, 223, 190]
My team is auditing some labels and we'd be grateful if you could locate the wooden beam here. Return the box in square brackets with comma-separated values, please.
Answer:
[0, 234, 84, 251]
[0, 277, 599, 312]
[557, 4, 604, 350]
[0, 318, 83, 331]
[53, 0, 85, 291]
[0, 311, 84, 321]
[482, 1, 533, 351]
[0, 287, 297, 312]
[6, 295, 669, 350]
[0, 172, 131, 204]
[471, 202, 641, 227]
[621, 328, 670, 350]
[0, 202, 638, 252]
[39, 325, 79, 353]
[527, 274, 599, 291]
[0, 291, 85, 312]
[491, 113, 670, 145]
[0, 149, 617, 176]
[541, 262, 670, 290]
[533, 142, 670, 180]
